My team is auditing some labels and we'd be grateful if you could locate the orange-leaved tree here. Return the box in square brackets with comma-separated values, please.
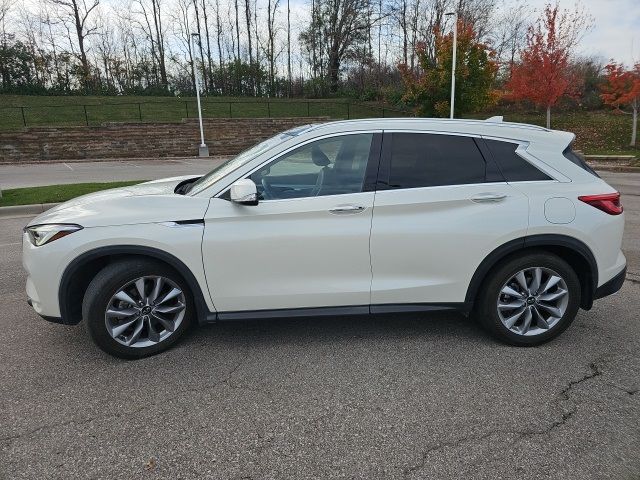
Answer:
[506, 3, 581, 128]
[399, 20, 498, 118]
[601, 62, 640, 146]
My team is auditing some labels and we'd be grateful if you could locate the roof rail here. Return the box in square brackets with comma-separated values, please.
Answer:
[308, 117, 551, 133]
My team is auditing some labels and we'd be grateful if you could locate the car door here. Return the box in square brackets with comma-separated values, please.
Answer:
[369, 131, 529, 309]
[202, 132, 382, 314]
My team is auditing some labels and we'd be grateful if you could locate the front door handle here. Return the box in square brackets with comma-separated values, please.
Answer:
[471, 193, 507, 203]
[329, 204, 366, 214]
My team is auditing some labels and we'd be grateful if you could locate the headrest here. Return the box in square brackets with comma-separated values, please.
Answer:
[312, 145, 331, 167]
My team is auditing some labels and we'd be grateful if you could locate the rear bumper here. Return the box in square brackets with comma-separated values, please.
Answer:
[594, 266, 626, 300]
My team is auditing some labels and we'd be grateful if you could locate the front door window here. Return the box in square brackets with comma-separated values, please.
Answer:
[249, 133, 374, 200]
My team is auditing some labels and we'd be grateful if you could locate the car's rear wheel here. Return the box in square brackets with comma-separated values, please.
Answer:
[475, 252, 581, 346]
[82, 259, 194, 359]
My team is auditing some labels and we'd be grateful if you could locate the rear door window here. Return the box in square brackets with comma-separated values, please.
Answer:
[386, 133, 487, 189]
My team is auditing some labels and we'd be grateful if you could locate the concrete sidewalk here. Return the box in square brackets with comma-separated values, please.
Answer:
[0, 157, 228, 189]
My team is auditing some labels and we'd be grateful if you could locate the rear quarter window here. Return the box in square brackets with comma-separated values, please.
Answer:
[484, 139, 552, 182]
[563, 146, 600, 178]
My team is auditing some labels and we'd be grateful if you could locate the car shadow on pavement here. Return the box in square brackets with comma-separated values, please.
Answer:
[24, 309, 499, 366]
[187, 311, 493, 350]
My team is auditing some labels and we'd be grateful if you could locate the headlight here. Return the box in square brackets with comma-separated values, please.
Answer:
[24, 224, 83, 247]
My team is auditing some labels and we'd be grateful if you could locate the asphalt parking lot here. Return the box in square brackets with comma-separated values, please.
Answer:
[1, 171, 638, 479]
[0, 158, 227, 189]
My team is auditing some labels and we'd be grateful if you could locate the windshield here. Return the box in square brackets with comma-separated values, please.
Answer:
[188, 124, 315, 195]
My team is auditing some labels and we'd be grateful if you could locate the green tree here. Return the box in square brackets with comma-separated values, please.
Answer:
[399, 21, 498, 117]
[0, 40, 37, 92]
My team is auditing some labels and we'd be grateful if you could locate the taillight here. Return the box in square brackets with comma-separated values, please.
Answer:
[578, 192, 623, 215]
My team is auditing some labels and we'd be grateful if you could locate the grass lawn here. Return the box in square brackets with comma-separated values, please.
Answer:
[0, 95, 400, 131]
[0, 181, 144, 207]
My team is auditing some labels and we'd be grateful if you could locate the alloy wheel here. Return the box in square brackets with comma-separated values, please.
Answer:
[496, 267, 569, 336]
[104, 276, 186, 348]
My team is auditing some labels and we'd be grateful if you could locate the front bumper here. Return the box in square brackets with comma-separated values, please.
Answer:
[594, 266, 626, 300]
[23, 231, 67, 320]
[27, 299, 64, 324]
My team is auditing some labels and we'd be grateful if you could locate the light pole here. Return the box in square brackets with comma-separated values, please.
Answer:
[445, 12, 457, 119]
[191, 32, 209, 157]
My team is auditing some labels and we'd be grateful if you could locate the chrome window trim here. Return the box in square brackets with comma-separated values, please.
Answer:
[374, 181, 509, 192]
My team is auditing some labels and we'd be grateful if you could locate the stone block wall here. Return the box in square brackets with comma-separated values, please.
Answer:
[0, 117, 328, 163]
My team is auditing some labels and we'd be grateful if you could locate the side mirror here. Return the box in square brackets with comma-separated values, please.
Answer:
[230, 179, 258, 206]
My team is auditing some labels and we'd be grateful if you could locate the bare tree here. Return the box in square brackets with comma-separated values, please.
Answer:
[456, 0, 495, 39]
[233, 0, 240, 61]
[0, 0, 14, 46]
[286, 0, 291, 95]
[210, 0, 224, 92]
[48, 0, 99, 88]
[171, 0, 196, 91]
[330, 0, 374, 92]
[253, 0, 260, 92]
[94, 11, 118, 89]
[200, 0, 214, 91]
[191, 0, 208, 90]
[244, 0, 253, 70]
[132, 0, 169, 87]
[489, 0, 530, 80]
[264, 0, 281, 95]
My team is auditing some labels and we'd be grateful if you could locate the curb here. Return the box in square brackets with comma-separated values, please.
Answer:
[0, 203, 60, 218]
[594, 166, 640, 173]
[585, 155, 637, 160]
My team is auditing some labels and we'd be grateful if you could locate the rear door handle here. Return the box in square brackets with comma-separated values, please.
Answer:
[329, 204, 366, 214]
[471, 193, 507, 203]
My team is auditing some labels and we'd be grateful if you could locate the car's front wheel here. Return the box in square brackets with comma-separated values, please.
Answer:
[476, 252, 581, 346]
[82, 259, 194, 359]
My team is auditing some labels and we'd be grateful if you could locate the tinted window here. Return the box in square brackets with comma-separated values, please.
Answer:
[388, 133, 486, 188]
[563, 146, 599, 177]
[485, 139, 551, 182]
[250, 133, 373, 200]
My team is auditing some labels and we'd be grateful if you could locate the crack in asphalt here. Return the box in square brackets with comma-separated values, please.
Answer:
[0, 354, 249, 447]
[401, 359, 608, 478]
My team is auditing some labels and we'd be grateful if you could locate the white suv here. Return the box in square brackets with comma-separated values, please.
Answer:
[23, 118, 626, 358]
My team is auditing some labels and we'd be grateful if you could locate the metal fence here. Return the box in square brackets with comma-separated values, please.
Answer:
[0, 99, 412, 130]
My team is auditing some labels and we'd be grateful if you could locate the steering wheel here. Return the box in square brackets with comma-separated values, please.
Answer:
[310, 167, 326, 197]
[261, 177, 277, 200]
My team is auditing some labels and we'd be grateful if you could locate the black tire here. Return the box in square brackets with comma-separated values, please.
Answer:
[82, 259, 194, 359]
[474, 251, 581, 346]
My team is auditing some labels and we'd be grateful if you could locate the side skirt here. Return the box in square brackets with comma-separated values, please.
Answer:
[203, 303, 469, 323]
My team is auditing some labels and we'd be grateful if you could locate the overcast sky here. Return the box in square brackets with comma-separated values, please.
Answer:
[513, 0, 639, 65]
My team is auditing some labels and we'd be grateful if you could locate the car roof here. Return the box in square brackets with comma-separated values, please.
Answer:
[305, 117, 575, 148]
